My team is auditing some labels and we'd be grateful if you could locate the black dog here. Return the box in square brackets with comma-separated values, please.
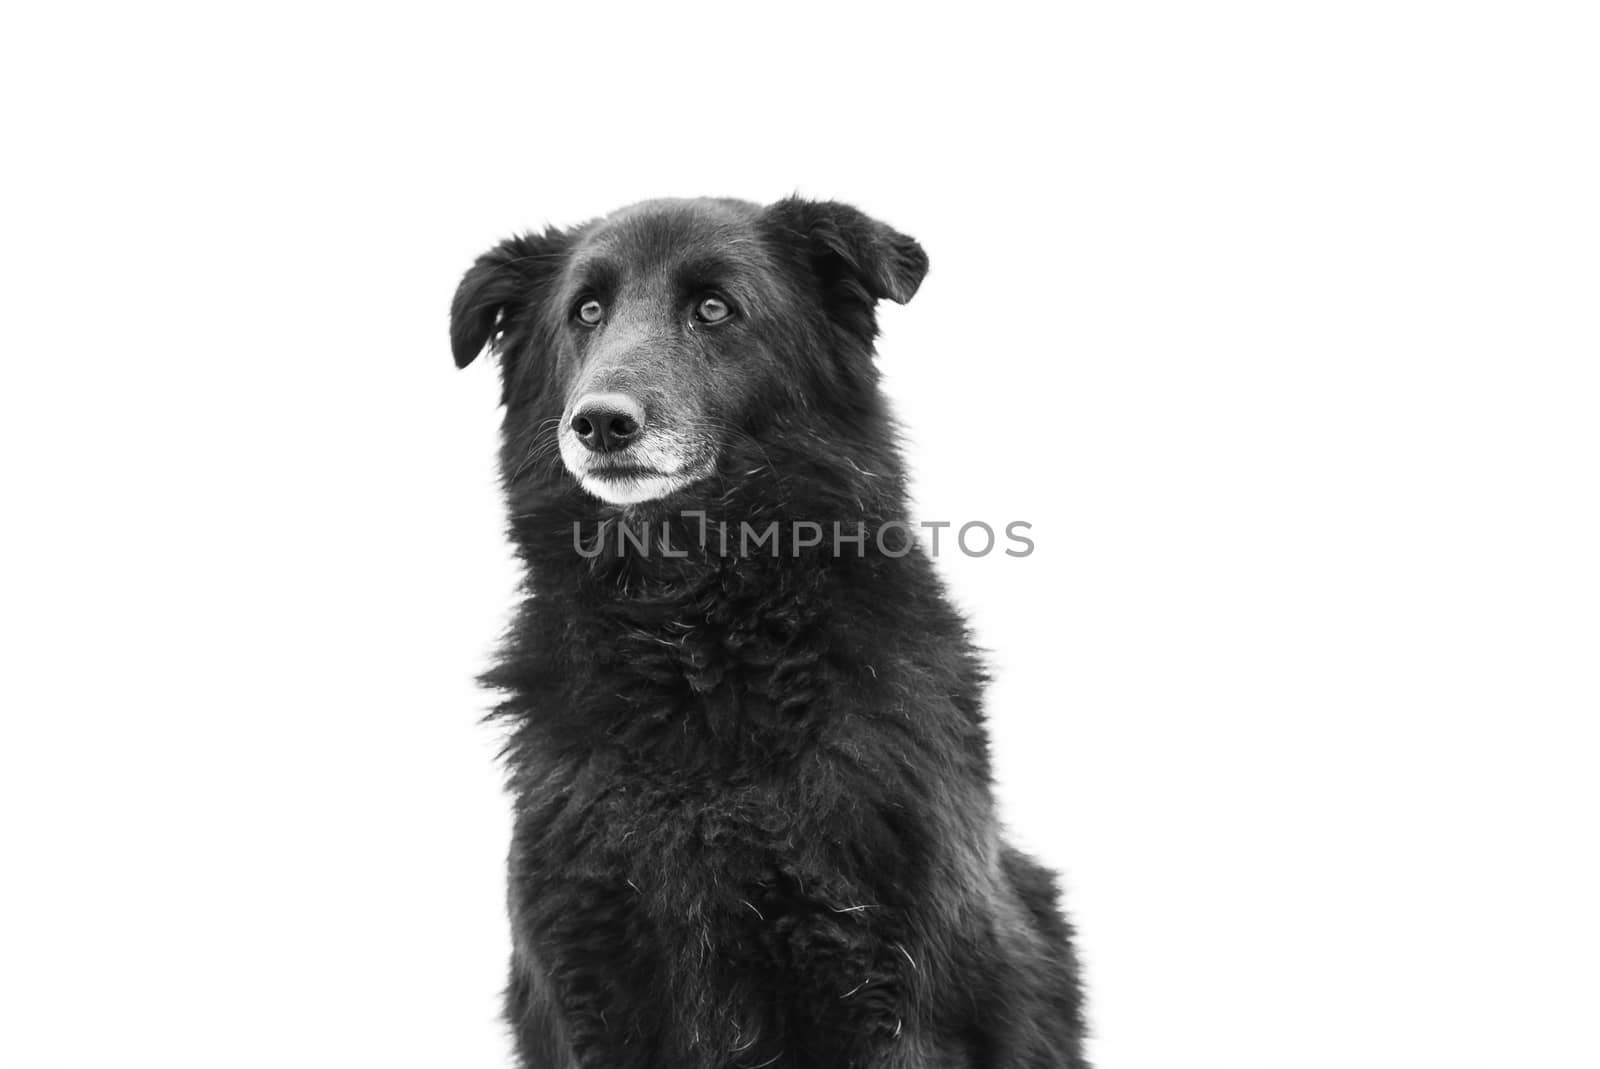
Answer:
[451, 197, 1088, 1068]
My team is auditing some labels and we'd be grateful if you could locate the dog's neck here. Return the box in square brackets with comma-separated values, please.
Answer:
[485, 459, 939, 768]
[505, 428, 914, 588]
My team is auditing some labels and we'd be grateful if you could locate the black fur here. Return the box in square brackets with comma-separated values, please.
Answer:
[451, 197, 1089, 1067]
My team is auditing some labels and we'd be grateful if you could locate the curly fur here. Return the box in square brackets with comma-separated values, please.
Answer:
[451, 197, 1089, 1068]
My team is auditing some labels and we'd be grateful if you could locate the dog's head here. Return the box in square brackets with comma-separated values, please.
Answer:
[451, 197, 927, 507]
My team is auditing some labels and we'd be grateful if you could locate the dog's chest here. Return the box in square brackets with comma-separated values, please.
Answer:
[542, 764, 828, 905]
[511, 755, 910, 1048]
[515, 748, 889, 940]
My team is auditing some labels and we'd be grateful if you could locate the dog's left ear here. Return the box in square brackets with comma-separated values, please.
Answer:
[450, 228, 569, 369]
[761, 197, 929, 309]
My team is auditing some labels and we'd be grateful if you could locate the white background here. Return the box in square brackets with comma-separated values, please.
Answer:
[2, 3, 1596, 1066]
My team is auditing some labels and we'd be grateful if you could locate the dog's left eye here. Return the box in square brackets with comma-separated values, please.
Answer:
[694, 296, 732, 324]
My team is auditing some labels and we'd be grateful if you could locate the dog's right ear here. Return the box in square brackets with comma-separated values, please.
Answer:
[759, 197, 928, 345]
[450, 228, 570, 369]
[760, 197, 929, 307]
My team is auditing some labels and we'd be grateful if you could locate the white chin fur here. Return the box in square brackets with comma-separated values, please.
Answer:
[578, 472, 690, 505]
[558, 429, 708, 505]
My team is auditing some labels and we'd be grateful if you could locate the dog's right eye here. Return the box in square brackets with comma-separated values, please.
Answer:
[575, 299, 605, 326]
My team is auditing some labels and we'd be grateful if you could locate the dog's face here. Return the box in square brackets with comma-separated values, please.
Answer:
[548, 199, 786, 505]
[451, 197, 926, 506]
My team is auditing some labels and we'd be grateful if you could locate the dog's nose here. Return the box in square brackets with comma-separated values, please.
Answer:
[570, 394, 644, 454]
